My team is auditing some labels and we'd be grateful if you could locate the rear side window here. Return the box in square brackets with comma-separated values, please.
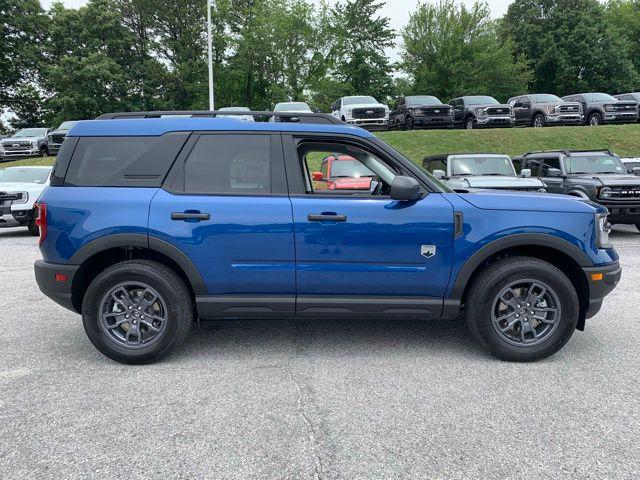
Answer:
[184, 134, 271, 194]
[64, 133, 188, 187]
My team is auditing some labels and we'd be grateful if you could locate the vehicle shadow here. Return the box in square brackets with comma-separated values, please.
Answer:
[0, 228, 32, 238]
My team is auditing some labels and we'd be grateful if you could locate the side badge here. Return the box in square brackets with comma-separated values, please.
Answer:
[421, 245, 436, 258]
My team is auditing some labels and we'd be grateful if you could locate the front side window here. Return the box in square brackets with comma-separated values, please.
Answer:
[184, 135, 271, 194]
[450, 156, 516, 176]
[541, 158, 561, 176]
[563, 155, 626, 174]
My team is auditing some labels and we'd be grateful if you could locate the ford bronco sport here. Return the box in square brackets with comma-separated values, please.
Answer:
[34, 111, 620, 364]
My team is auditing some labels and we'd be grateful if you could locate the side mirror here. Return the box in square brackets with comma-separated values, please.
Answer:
[633, 167, 640, 176]
[547, 168, 562, 177]
[312, 172, 324, 181]
[390, 176, 422, 201]
[521, 168, 532, 178]
[433, 169, 446, 179]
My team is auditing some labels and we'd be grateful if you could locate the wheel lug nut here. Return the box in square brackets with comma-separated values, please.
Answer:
[140, 315, 145, 319]
[137, 306, 142, 310]
[128, 306, 133, 310]
[125, 314, 130, 319]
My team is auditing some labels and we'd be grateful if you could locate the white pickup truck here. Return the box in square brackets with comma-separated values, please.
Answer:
[0, 166, 52, 235]
[331, 96, 389, 130]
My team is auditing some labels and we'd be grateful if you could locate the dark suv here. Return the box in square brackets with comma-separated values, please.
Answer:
[561, 93, 638, 126]
[514, 149, 640, 230]
[449, 96, 514, 129]
[508, 94, 583, 127]
[389, 96, 453, 130]
[34, 111, 620, 364]
[47, 121, 78, 155]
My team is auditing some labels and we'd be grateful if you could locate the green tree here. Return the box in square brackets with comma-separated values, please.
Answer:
[327, 0, 396, 100]
[503, 0, 638, 95]
[401, 1, 531, 102]
[7, 84, 47, 129]
[605, 0, 640, 75]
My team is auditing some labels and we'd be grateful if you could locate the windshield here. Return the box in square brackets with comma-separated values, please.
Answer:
[451, 156, 516, 176]
[330, 158, 375, 178]
[219, 107, 250, 112]
[466, 96, 499, 106]
[530, 94, 562, 103]
[57, 121, 76, 130]
[585, 93, 617, 102]
[275, 102, 311, 112]
[564, 155, 627, 174]
[14, 128, 47, 138]
[343, 96, 378, 106]
[406, 96, 441, 106]
[0, 167, 50, 183]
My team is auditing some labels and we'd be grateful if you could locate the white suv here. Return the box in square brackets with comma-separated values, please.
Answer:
[331, 96, 390, 129]
[0, 166, 52, 235]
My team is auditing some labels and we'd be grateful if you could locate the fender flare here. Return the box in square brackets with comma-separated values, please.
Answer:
[69, 233, 207, 295]
[449, 233, 593, 299]
[567, 189, 590, 199]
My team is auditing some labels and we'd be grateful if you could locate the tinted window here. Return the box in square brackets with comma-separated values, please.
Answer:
[525, 158, 542, 176]
[65, 133, 188, 187]
[541, 158, 561, 176]
[425, 160, 446, 174]
[564, 155, 626, 174]
[184, 135, 271, 194]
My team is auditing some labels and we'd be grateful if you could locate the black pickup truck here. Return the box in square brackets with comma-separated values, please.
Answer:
[389, 96, 453, 130]
[449, 96, 515, 129]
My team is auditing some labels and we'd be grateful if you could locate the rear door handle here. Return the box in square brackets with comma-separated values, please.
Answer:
[171, 212, 210, 221]
[308, 213, 347, 222]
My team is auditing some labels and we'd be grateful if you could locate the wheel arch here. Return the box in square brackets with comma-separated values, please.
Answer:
[69, 234, 206, 313]
[452, 234, 592, 329]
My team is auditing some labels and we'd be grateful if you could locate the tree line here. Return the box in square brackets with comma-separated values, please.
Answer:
[1, 0, 638, 130]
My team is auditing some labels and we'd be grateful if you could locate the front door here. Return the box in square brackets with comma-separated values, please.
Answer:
[284, 135, 455, 318]
[149, 132, 296, 318]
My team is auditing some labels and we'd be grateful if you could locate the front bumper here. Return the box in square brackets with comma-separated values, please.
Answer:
[414, 115, 454, 128]
[603, 112, 639, 123]
[598, 200, 640, 224]
[48, 143, 63, 154]
[0, 210, 32, 227]
[474, 116, 515, 127]
[582, 262, 621, 319]
[545, 114, 583, 125]
[34, 260, 80, 312]
[0, 147, 40, 159]
[345, 118, 389, 130]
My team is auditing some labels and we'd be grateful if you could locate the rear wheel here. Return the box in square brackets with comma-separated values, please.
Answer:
[82, 260, 193, 364]
[27, 211, 39, 236]
[465, 256, 579, 362]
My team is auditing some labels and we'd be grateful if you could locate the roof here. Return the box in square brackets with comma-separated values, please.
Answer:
[66, 117, 375, 138]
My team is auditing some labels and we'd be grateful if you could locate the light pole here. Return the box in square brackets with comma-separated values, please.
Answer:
[207, 0, 215, 111]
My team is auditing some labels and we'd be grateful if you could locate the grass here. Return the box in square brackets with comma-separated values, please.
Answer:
[378, 124, 640, 164]
[2, 124, 639, 171]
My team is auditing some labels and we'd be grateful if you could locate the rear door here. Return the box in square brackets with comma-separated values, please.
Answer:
[283, 134, 455, 318]
[149, 132, 296, 318]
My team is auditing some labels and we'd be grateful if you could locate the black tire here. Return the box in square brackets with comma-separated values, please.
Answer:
[533, 114, 546, 128]
[40, 148, 49, 158]
[588, 112, 602, 126]
[405, 117, 414, 130]
[465, 117, 474, 130]
[27, 211, 39, 236]
[82, 260, 194, 364]
[465, 256, 579, 362]
[635, 223, 640, 233]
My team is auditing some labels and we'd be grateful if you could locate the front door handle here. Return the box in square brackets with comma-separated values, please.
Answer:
[171, 211, 210, 221]
[308, 213, 347, 222]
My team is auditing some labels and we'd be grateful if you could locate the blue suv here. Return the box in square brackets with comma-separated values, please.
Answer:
[34, 111, 621, 364]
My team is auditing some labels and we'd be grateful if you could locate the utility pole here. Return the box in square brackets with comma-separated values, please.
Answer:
[207, 0, 215, 111]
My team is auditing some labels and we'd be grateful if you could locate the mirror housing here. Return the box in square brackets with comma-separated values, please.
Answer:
[390, 176, 422, 201]
[547, 168, 562, 177]
[312, 172, 324, 181]
[433, 169, 446, 179]
[521, 168, 532, 178]
[633, 167, 640, 176]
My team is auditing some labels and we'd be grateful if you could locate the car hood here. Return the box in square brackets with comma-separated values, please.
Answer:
[477, 103, 512, 109]
[413, 103, 451, 110]
[346, 103, 387, 110]
[572, 174, 640, 186]
[1, 136, 40, 142]
[0, 181, 48, 193]
[459, 190, 603, 214]
[448, 176, 545, 189]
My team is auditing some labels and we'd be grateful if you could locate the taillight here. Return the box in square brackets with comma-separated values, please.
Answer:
[35, 203, 47, 245]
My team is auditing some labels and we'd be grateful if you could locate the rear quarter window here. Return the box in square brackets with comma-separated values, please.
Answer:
[64, 133, 188, 187]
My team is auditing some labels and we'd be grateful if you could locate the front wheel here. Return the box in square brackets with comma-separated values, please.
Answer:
[82, 260, 194, 364]
[589, 113, 602, 126]
[405, 117, 414, 130]
[533, 114, 545, 127]
[40, 148, 49, 158]
[27, 211, 39, 236]
[465, 256, 579, 362]
[635, 223, 640, 233]
[465, 118, 474, 130]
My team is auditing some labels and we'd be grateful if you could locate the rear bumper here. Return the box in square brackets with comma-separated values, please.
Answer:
[34, 260, 79, 312]
[0, 209, 32, 227]
[583, 262, 621, 319]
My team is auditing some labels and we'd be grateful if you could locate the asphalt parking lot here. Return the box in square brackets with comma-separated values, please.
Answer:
[1, 226, 638, 480]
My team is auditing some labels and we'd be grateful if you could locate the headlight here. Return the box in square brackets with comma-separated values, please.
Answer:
[599, 187, 612, 199]
[346, 109, 353, 118]
[476, 107, 485, 115]
[546, 105, 556, 114]
[13, 192, 29, 204]
[595, 213, 611, 248]
[604, 104, 614, 112]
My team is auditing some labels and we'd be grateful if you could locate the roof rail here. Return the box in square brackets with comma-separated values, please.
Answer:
[95, 110, 344, 125]
[522, 149, 613, 157]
